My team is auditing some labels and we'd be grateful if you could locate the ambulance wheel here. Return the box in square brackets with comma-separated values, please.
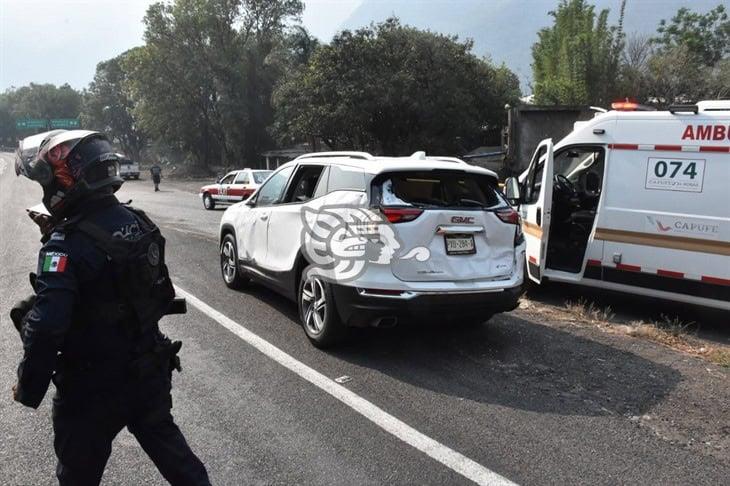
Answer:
[203, 193, 215, 210]
[220, 234, 248, 289]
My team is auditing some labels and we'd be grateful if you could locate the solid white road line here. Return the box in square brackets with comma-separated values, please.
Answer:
[175, 285, 518, 486]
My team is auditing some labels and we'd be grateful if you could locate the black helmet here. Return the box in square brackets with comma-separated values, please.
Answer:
[15, 130, 123, 216]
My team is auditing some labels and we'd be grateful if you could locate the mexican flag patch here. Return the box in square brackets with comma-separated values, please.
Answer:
[42, 252, 68, 273]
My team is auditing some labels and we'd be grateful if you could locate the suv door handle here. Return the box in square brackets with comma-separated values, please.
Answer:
[260, 215, 269, 221]
[536, 208, 542, 226]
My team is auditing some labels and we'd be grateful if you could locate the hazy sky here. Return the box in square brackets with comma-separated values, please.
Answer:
[0, 0, 362, 90]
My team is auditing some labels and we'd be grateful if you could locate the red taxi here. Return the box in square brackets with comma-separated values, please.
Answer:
[200, 169, 272, 210]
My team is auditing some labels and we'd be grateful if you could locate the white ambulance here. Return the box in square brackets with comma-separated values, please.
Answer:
[504, 100, 730, 311]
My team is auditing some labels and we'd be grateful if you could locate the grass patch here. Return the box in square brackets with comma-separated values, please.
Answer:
[625, 315, 697, 348]
[564, 297, 615, 323]
[554, 298, 728, 368]
[652, 314, 697, 337]
[707, 349, 730, 368]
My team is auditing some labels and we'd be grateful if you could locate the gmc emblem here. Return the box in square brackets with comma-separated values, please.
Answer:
[451, 216, 475, 224]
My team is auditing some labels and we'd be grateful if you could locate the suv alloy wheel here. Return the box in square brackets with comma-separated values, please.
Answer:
[220, 234, 248, 289]
[298, 265, 346, 348]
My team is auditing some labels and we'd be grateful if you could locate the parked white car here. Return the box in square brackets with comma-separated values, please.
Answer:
[118, 155, 140, 180]
[219, 151, 525, 347]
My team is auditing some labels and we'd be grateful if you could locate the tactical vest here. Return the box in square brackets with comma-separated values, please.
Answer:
[70, 205, 176, 334]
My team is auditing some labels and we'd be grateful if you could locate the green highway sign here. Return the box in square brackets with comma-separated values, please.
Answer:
[50, 118, 80, 129]
[16, 118, 48, 130]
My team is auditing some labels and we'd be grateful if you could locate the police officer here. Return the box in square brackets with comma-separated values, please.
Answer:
[12, 130, 211, 486]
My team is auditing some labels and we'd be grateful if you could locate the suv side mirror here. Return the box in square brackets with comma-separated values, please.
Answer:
[504, 177, 521, 205]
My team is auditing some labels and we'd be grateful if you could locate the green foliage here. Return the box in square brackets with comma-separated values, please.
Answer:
[125, 0, 303, 170]
[273, 18, 520, 154]
[3, 83, 82, 119]
[619, 5, 729, 106]
[82, 50, 147, 160]
[532, 0, 625, 105]
[0, 83, 82, 144]
[653, 5, 730, 66]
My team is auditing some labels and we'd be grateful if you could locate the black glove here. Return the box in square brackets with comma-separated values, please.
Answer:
[10, 295, 36, 335]
[167, 340, 183, 373]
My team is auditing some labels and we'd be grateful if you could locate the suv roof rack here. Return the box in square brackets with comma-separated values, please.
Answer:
[427, 156, 468, 165]
[409, 151, 467, 164]
[295, 151, 375, 161]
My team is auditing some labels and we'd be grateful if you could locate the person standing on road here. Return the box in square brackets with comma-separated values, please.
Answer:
[11, 130, 211, 486]
[150, 162, 162, 191]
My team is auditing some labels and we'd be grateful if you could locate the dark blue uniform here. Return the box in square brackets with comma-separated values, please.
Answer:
[16, 199, 210, 486]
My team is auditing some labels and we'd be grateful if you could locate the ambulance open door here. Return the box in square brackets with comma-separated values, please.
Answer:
[519, 139, 554, 283]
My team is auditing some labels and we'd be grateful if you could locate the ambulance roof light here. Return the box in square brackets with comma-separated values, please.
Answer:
[611, 100, 655, 111]
[668, 104, 699, 114]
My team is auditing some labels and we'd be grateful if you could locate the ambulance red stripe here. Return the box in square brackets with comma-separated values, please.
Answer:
[608, 143, 639, 150]
[701, 276, 730, 286]
[589, 261, 729, 288]
[657, 269, 684, 279]
[608, 143, 729, 152]
[699, 146, 730, 153]
[653, 144, 682, 151]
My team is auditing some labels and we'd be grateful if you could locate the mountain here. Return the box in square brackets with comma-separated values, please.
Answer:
[340, 0, 721, 92]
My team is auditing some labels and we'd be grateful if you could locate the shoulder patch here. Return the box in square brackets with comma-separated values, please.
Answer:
[41, 252, 69, 273]
[50, 232, 65, 241]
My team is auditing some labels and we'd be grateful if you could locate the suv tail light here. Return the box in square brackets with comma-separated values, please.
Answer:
[496, 208, 520, 225]
[496, 208, 524, 246]
[381, 207, 423, 223]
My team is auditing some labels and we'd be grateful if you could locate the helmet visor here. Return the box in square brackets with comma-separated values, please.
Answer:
[14, 130, 67, 183]
[26, 130, 96, 187]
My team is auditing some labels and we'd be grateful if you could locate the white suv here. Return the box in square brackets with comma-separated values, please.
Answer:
[219, 152, 525, 347]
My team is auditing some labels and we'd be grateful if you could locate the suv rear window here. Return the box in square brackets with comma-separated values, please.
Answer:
[374, 170, 505, 209]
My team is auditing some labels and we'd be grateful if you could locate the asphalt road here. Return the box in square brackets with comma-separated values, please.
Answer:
[1, 154, 728, 485]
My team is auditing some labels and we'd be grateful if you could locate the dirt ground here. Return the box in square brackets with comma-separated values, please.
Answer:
[516, 284, 729, 462]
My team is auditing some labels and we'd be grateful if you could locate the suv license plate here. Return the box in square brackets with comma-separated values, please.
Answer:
[445, 234, 476, 255]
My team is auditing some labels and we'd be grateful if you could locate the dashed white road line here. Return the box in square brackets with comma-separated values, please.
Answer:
[175, 285, 518, 486]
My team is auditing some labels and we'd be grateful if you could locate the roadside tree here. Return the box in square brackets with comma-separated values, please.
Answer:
[652, 5, 729, 67]
[273, 18, 520, 154]
[0, 83, 82, 143]
[82, 50, 148, 160]
[126, 0, 303, 171]
[532, 0, 625, 106]
[618, 4, 729, 106]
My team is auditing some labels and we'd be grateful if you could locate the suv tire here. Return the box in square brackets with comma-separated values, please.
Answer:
[298, 265, 346, 348]
[220, 234, 249, 289]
